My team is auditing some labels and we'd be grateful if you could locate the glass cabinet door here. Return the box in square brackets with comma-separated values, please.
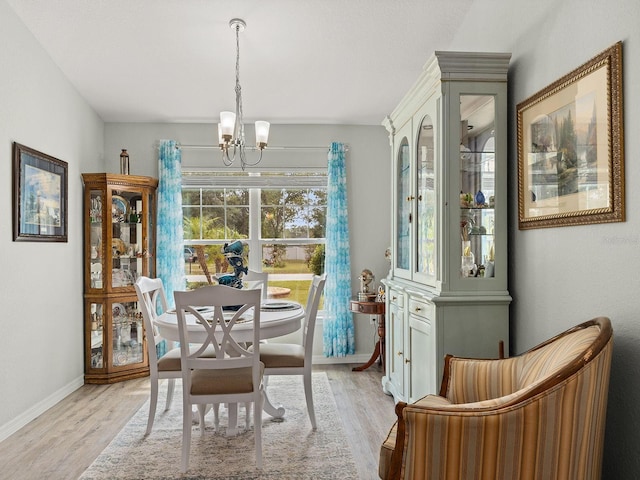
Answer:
[416, 115, 436, 282]
[110, 188, 147, 289]
[459, 95, 496, 279]
[88, 301, 105, 369]
[85, 299, 145, 375]
[396, 137, 411, 273]
[111, 300, 144, 367]
[88, 189, 104, 289]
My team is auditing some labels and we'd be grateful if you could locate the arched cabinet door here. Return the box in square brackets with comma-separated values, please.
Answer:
[394, 134, 411, 278]
[415, 113, 436, 286]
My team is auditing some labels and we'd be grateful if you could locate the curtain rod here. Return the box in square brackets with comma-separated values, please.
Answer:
[176, 144, 349, 152]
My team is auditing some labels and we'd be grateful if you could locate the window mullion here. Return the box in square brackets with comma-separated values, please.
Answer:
[199, 188, 204, 239]
[248, 188, 261, 270]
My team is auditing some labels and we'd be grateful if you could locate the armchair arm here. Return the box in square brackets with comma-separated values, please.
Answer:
[394, 399, 536, 480]
[385, 402, 407, 480]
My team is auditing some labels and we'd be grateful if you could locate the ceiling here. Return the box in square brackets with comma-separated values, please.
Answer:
[7, 0, 473, 125]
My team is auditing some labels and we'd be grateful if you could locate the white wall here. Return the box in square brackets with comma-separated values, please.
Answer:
[0, 0, 104, 439]
[103, 122, 392, 361]
[449, 0, 640, 478]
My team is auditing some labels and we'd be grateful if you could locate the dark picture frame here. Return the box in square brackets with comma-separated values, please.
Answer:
[517, 41, 624, 229]
[12, 142, 68, 242]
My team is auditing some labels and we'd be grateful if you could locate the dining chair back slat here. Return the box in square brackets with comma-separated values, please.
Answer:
[243, 270, 269, 300]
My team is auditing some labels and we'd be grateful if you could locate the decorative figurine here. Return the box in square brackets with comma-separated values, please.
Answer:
[376, 285, 386, 303]
[358, 269, 375, 301]
[216, 240, 248, 290]
[460, 191, 474, 207]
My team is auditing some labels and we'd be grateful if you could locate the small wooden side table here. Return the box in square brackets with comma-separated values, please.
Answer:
[350, 299, 385, 372]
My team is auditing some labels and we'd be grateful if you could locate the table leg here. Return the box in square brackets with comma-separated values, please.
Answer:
[262, 384, 286, 420]
[352, 340, 381, 371]
[352, 313, 385, 372]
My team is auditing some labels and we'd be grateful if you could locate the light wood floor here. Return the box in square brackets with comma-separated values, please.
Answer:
[0, 363, 396, 480]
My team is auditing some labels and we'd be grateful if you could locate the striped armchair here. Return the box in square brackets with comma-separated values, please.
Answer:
[379, 317, 613, 480]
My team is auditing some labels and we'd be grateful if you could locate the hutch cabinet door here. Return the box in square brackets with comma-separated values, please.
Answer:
[392, 122, 414, 281]
[413, 97, 439, 287]
[447, 86, 509, 294]
[383, 286, 406, 401]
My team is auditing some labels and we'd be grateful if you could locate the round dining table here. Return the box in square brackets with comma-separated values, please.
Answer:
[154, 301, 305, 431]
[154, 303, 304, 345]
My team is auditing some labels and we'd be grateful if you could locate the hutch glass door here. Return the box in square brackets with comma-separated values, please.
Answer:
[416, 115, 436, 283]
[396, 136, 411, 274]
[459, 95, 496, 279]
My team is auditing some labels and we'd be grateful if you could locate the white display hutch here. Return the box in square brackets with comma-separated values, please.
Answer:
[381, 51, 512, 403]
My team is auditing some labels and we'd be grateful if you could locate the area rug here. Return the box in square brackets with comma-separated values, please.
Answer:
[79, 372, 359, 479]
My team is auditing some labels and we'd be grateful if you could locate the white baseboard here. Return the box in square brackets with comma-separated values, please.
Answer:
[0, 375, 84, 443]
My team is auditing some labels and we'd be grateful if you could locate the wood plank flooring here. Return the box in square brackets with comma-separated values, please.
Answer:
[0, 364, 396, 480]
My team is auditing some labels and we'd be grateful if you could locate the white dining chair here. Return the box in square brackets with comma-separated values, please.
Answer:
[135, 276, 218, 436]
[174, 285, 264, 472]
[257, 273, 326, 429]
[244, 269, 269, 300]
[135, 276, 182, 436]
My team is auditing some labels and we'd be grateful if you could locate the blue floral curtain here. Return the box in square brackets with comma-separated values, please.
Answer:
[323, 142, 354, 357]
[157, 140, 185, 309]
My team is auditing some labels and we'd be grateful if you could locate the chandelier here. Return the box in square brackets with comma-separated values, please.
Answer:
[218, 18, 270, 169]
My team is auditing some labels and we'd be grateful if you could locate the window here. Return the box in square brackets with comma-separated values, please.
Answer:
[182, 171, 327, 304]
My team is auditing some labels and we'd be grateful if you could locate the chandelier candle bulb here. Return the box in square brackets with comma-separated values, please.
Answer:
[255, 121, 270, 148]
[220, 112, 236, 140]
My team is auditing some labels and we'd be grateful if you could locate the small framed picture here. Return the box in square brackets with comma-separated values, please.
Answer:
[13, 142, 68, 242]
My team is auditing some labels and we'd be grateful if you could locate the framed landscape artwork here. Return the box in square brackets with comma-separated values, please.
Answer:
[517, 41, 624, 229]
[12, 142, 68, 242]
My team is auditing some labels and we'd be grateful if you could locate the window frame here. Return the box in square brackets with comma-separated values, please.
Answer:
[182, 170, 327, 272]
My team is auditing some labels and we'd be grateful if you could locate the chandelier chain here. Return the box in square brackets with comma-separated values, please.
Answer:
[234, 22, 244, 147]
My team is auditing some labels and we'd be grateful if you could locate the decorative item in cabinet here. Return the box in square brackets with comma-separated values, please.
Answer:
[82, 173, 158, 383]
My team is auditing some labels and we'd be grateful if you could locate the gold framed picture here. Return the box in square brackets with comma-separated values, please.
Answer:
[517, 41, 624, 229]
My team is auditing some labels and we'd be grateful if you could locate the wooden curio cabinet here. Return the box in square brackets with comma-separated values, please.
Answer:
[82, 173, 158, 384]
